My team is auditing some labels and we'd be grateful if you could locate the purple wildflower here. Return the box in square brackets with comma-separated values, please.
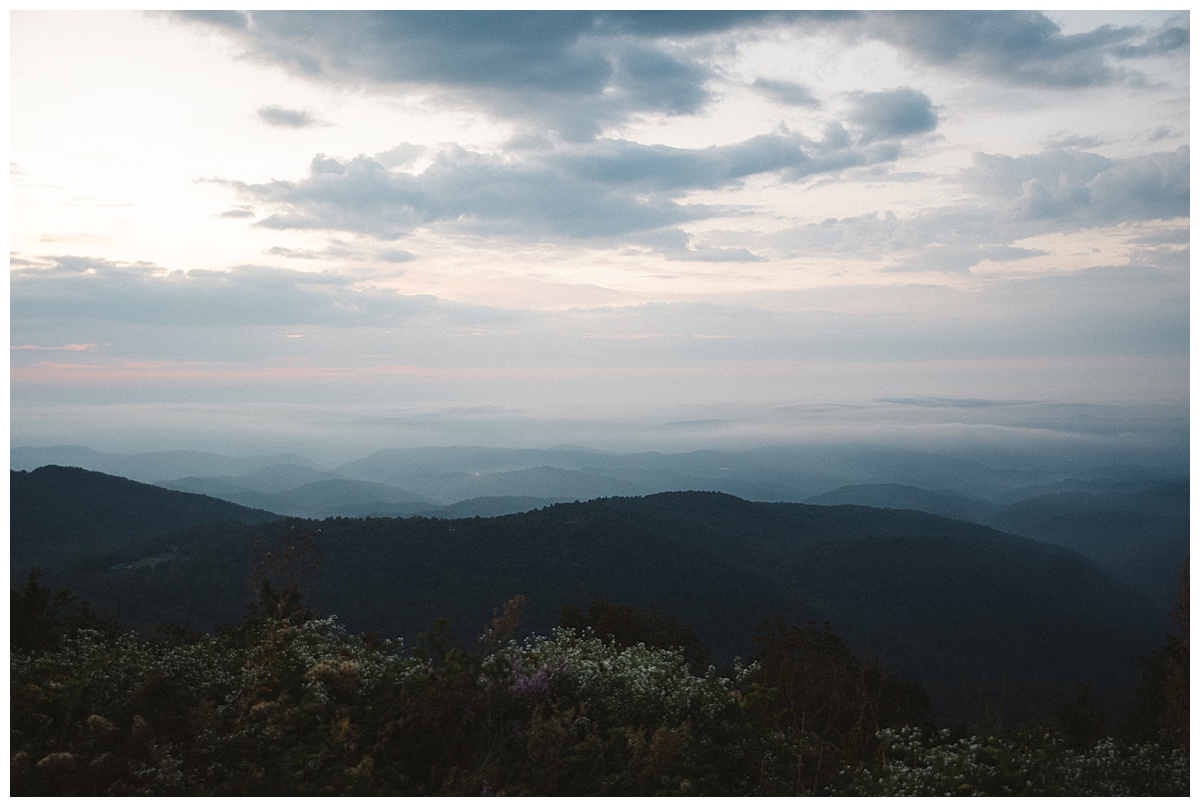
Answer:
[511, 665, 551, 698]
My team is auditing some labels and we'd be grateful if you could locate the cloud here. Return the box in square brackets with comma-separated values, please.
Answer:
[171, 10, 754, 139]
[886, 245, 1049, 274]
[846, 87, 938, 143]
[220, 126, 926, 252]
[862, 10, 1184, 87]
[375, 142, 428, 169]
[11, 343, 98, 352]
[266, 246, 318, 260]
[752, 78, 821, 108]
[233, 150, 707, 242]
[1084, 147, 1190, 223]
[10, 256, 437, 328]
[667, 245, 765, 263]
[171, 10, 248, 31]
[964, 146, 1189, 225]
[169, 10, 1186, 150]
[1146, 126, 1177, 143]
[769, 145, 1187, 271]
[876, 397, 1033, 408]
[645, 230, 766, 263]
[1109, 20, 1190, 58]
[976, 264, 1188, 356]
[376, 248, 417, 263]
[257, 105, 322, 129]
[1042, 131, 1105, 150]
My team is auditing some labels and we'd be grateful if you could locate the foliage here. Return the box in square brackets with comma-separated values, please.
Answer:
[559, 599, 711, 674]
[11, 592, 1189, 796]
[11, 570, 120, 653]
[17, 490, 1169, 725]
[1127, 563, 1189, 744]
[836, 726, 1188, 797]
[746, 617, 934, 787]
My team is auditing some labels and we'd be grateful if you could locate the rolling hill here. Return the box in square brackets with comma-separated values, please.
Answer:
[9, 465, 283, 577]
[10, 468, 1172, 724]
[805, 483, 994, 523]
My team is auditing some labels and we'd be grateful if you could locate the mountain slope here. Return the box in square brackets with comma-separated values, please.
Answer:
[160, 463, 344, 496]
[11, 446, 317, 484]
[983, 484, 1189, 608]
[10, 465, 282, 576]
[19, 480, 1169, 724]
[806, 483, 995, 523]
[160, 477, 432, 518]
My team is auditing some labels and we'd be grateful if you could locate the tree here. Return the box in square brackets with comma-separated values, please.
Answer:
[747, 618, 932, 789]
[244, 529, 321, 624]
[11, 569, 116, 653]
[559, 600, 711, 674]
[1129, 564, 1188, 744]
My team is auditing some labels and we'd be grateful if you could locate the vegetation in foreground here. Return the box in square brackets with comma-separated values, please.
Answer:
[10, 567, 1189, 797]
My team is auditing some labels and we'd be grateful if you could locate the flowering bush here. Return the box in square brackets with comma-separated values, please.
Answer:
[10, 606, 1190, 796]
[837, 726, 1189, 797]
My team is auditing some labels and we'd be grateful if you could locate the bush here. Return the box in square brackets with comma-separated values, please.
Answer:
[10, 602, 1189, 796]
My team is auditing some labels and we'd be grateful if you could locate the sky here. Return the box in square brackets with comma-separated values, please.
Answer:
[9, 10, 1191, 463]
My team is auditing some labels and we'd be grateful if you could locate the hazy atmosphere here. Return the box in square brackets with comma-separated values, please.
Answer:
[10, 10, 1189, 463]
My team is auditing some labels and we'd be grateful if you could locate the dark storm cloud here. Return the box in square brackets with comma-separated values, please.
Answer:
[751, 78, 821, 108]
[224, 129, 914, 248]
[257, 105, 320, 129]
[10, 256, 436, 328]
[846, 88, 938, 143]
[863, 11, 1185, 87]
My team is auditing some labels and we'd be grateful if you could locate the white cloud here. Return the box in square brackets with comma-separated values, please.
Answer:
[9, 11, 1189, 457]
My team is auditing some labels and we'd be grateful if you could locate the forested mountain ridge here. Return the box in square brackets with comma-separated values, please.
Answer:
[10, 447, 317, 484]
[10, 468, 1173, 725]
[803, 479, 1188, 608]
[9, 466, 283, 576]
[805, 483, 994, 523]
[17, 442, 1187, 506]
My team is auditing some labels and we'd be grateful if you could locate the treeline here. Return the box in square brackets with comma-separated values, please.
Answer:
[25, 490, 1171, 726]
[10, 570, 1189, 796]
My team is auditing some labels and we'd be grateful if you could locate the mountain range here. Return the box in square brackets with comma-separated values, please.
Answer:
[9, 461, 1179, 725]
[12, 443, 1187, 608]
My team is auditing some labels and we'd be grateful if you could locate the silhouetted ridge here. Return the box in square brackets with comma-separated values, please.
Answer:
[10, 479, 1170, 724]
[10, 465, 282, 574]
